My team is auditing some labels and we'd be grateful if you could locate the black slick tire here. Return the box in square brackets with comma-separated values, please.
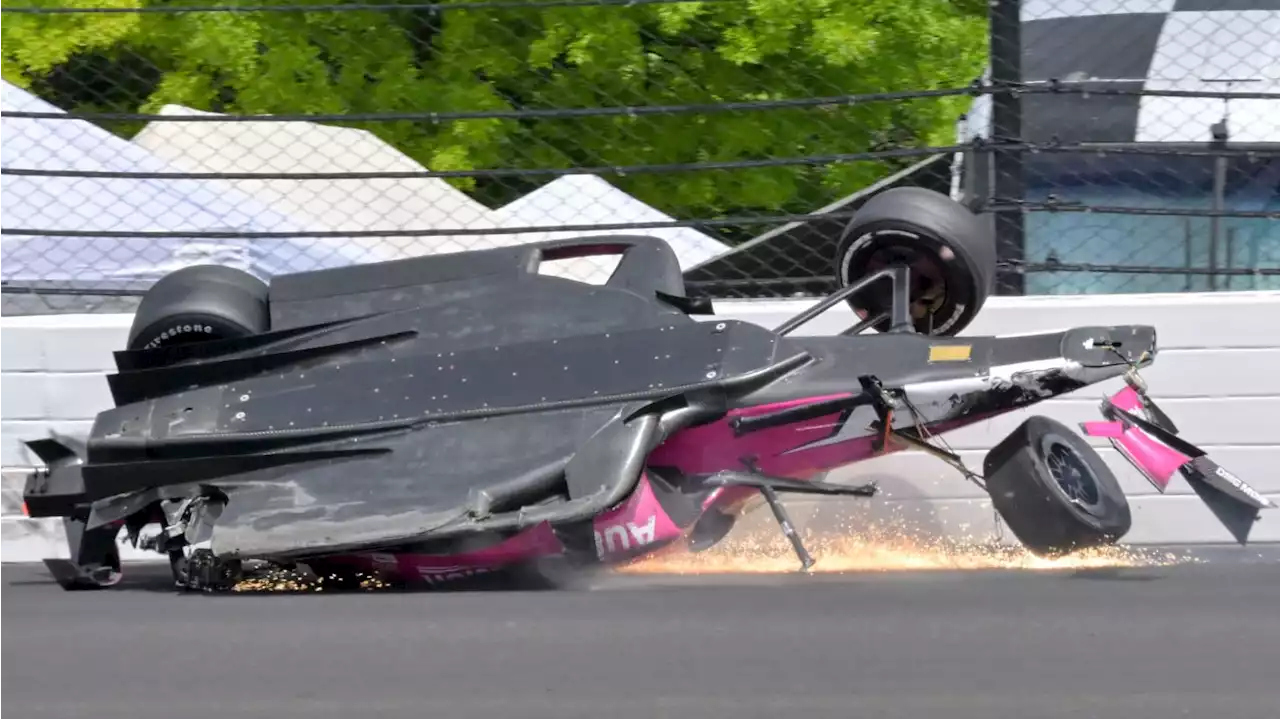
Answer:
[127, 265, 270, 351]
[983, 416, 1132, 557]
[835, 187, 995, 336]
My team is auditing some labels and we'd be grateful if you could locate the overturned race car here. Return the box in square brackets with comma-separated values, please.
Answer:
[22, 188, 1274, 592]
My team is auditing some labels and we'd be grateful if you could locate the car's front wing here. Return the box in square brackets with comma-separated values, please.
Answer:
[1080, 381, 1274, 544]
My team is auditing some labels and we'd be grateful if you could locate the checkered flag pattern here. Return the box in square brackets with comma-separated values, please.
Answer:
[969, 0, 1280, 294]
[968, 0, 1280, 144]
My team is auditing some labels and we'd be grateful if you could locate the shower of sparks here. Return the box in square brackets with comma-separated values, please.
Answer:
[616, 527, 1194, 575]
[229, 527, 1195, 592]
[232, 568, 391, 593]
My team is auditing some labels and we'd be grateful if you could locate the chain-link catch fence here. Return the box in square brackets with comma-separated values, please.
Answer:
[1, 0, 1276, 314]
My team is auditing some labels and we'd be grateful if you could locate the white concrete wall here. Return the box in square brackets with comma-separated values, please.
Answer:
[2, 314, 137, 559]
[4, 291, 1280, 561]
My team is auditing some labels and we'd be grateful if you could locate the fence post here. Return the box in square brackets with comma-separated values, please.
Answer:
[989, 0, 1025, 295]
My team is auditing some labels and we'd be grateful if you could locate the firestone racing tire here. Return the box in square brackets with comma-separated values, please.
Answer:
[127, 265, 270, 352]
[835, 187, 996, 336]
[983, 416, 1132, 558]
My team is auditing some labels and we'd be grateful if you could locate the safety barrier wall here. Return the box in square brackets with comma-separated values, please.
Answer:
[4, 290, 1280, 561]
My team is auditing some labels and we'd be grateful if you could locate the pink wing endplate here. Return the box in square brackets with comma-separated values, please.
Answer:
[1081, 386, 1274, 513]
[1080, 387, 1191, 493]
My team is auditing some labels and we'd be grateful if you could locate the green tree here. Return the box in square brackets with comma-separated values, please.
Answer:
[2, 0, 988, 223]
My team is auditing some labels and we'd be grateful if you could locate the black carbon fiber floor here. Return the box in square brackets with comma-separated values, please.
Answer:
[4, 553, 1280, 719]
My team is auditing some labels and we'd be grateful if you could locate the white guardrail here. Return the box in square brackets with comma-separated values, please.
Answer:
[4, 290, 1280, 561]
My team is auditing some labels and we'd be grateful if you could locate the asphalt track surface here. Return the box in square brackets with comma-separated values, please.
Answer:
[5, 552, 1280, 719]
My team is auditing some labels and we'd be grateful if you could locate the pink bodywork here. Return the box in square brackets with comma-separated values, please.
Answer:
[1080, 387, 1191, 492]
[330, 392, 906, 584]
[331, 387, 1192, 585]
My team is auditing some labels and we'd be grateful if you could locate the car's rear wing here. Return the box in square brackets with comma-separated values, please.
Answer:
[21, 436, 88, 518]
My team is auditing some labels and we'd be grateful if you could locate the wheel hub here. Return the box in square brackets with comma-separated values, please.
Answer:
[1045, 441, 1100, 508]
[856, 246, 948, 323]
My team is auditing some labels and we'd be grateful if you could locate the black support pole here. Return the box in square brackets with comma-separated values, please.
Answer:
[988, 0, 1026, 295]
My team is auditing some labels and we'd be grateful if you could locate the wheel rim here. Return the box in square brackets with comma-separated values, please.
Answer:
[863, 248, 947, 316]
[1044, 440, 1101, 508]
[843, 238, 951, 330]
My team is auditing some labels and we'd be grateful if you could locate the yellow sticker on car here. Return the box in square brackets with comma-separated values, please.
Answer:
[928, 344, 972, 362]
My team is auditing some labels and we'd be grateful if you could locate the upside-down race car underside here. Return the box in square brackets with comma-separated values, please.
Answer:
[21, 188, 1273, 591]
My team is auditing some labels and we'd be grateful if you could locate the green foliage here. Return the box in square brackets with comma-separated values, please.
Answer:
[2, 0, 988, 220]
[1, 0, 141, 81]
